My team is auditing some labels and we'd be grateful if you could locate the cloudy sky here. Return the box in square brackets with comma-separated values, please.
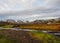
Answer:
[0, 0, 60, 21]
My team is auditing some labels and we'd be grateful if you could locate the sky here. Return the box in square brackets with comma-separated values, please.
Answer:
[0, 0, 60, 21]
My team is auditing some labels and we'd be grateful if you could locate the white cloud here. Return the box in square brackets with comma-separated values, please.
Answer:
[0, 0, 60, 11]
[0, 0, 60, 21]
[0, 0, 37, 11]
[45, 0, 60, 9]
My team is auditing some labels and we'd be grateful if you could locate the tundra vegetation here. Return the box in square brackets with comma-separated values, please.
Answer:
[0, 18, 60, 31]
[0, 18, 60, 43]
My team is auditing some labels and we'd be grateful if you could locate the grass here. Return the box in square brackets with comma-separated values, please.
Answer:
[29, 31, 60, 43]
[1, 25, 13, 28]
[0, 34, 16, 43]
[0, 29, 60, 43]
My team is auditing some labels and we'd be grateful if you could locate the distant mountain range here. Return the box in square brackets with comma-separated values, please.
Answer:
[0, 17, 60, 25]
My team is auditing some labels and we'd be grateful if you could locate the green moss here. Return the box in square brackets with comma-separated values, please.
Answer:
[0, 34, 4, 39]
[1, 25, 13, 28]
[0, 34, 16, 43]
[29, 31, 60, 43]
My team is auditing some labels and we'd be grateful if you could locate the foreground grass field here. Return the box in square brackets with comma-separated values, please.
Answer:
[29, 31, 60, 43]
[0, 30, 60, 43]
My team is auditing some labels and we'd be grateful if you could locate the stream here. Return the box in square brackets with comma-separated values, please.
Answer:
[0, 27, 60, 36]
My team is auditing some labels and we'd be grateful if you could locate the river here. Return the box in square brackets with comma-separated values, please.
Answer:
[0, 27, 60, 36]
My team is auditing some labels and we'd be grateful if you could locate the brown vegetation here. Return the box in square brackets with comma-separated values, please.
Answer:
[0, 18, 60, 31]
[20, 24, 60, 31]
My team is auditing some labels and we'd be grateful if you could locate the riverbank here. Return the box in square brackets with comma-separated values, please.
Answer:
[0, 24, 60, 31]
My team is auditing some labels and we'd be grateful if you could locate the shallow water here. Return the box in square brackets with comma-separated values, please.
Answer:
[0, 27, 60, 35]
